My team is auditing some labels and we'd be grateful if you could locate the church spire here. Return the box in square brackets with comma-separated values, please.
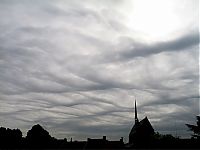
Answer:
[135, 100, 139, 124]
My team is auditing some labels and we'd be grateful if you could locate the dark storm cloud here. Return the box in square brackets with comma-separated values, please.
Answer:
[0, 0, 198, 140]
[103, 32, 199, 62]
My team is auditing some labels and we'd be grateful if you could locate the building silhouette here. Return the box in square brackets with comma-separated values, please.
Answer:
[129, 100, 154, 146]
[85, 136, 124, 149]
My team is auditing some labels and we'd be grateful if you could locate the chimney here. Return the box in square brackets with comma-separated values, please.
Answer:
[103, 136, 106, 141]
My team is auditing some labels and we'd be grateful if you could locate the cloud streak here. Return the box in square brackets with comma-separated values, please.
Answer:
[102, 32, 199, 62]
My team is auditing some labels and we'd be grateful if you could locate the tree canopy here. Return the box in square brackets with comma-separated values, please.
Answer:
[186, 116, 200, 139]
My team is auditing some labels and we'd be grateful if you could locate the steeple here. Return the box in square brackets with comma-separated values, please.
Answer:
[135, 100, 139, 124]
[129, 100, 154, 144]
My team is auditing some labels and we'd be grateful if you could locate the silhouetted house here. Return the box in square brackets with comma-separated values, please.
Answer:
[129, 101, 154, 145]
[85, 136, 124, 149]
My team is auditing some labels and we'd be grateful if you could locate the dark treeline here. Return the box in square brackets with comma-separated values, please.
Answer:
[0, 124, 124, 149]
[0, 116, 200, 149]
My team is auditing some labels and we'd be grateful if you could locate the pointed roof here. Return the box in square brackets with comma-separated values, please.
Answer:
[129, 116, 154, 138]
[130, 117, 152, 133]
[129, 101, 154, 144]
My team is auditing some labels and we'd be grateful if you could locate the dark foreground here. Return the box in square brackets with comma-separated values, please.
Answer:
[1, 124, 200, 149]
[0, 138, 200, 149]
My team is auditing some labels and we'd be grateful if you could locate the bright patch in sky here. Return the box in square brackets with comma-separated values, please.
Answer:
[124, 0, 197, 41]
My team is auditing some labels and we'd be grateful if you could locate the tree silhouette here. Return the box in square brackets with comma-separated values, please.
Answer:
[186, 116, 200, 139]
[26, 124, 53, 147]
[0, 127, 23, 148]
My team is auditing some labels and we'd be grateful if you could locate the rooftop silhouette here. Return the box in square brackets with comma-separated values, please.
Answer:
[129, 100, 154, 146]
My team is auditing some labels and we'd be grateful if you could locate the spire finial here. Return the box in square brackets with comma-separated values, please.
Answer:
[135, 99, 139, 124]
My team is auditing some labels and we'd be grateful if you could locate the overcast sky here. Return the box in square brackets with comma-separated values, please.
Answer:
[0, 0, 199, 141]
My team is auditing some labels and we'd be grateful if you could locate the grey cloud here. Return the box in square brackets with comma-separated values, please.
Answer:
[103, 32, 199, 62]
[0, 0, 198, 140]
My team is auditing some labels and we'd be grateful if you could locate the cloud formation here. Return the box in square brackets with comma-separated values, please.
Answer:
[0, 0, 199, 141]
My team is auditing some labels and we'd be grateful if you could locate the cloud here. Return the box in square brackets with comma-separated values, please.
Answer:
[102, 32, 199, 62]
[0, 0, 199, 140]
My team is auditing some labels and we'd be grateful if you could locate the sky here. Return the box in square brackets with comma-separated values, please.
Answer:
[0, 0, 199, 141]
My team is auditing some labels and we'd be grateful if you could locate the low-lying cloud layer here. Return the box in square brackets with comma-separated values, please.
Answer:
[0, 0, 199, 141]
